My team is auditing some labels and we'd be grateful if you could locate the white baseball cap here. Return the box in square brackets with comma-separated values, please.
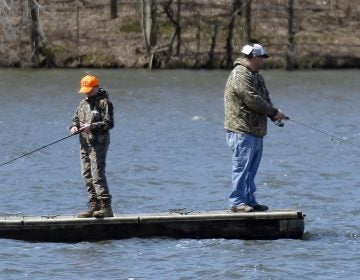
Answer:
[241, 43, 269, 58]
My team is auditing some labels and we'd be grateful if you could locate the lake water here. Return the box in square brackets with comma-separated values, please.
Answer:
[0, 69, 359, 279]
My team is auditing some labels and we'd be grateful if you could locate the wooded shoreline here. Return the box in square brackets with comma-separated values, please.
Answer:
[1, 0, 359, 69]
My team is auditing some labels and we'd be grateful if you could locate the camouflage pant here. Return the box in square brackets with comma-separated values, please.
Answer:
[80, 144, 111, 202]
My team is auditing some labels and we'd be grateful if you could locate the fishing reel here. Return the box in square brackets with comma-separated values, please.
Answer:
[274, 120, 285, 127]
[274, 116, 290, 127]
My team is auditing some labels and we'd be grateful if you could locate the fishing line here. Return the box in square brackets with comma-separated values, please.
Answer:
[285, 118, 360, 149]
[0, 132, 79, 167]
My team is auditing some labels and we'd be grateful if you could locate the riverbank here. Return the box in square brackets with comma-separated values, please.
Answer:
[1, 0, 359, 69]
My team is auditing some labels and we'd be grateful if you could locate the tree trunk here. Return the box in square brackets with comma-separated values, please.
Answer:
[175, 0, 181, 56]
[28, 0, 40, 67]
[226, 0, 242, 68]
[141, 0, 157, 69]
[195, 5, 201, 67]
[244, 0, 251, 43]
[285, 0, 295, 70]
[207, 21, 219, 68]
[110, 0, 118, 19]
[76, 0, 80, 47]
[163, 0, 182, 65]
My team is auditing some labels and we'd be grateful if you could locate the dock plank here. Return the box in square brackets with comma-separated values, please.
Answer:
[0, 210, 305, 242]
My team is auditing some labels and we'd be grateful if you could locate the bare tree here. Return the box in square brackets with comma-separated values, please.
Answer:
[163, 0, 182, 65]
[76, 0, 80, 48]
[141, 0, 157, 69]
[26, 0, 57, 67]
[285, 0, 295, 70]
[225, 0, 253, 68]
[28, 0, 40, 66]
[207, 21, 219, 68]
[195, 5, 201, 66]
[226, 0, 242, 68]
[243, 0, 251, 43]
[110, 0, 118, 19]
[206, 0, 220, 68]
[175, 0, 181, 56]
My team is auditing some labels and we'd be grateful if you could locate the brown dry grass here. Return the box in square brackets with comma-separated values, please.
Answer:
[0, 0, 359, 68]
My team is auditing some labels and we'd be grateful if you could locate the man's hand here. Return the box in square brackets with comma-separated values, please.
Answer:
[70, 126, 79, 134]
[80, 123, 91, 133]
[273, 110, 287, 121]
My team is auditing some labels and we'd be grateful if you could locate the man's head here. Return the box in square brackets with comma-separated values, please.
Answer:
[240, 43, 269, 71]
[79, 75, 99, 95]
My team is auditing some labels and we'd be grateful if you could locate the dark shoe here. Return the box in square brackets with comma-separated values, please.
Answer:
[253, 204, 268, 212]
[93, 201, 114, 218]
[77, 199, 100, 218]
[230, 204, 254, 212]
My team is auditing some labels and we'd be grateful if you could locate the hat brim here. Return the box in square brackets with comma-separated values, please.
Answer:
[79, 86, 93, 94]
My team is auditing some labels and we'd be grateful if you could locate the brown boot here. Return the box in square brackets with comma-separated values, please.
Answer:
[93, 199, 114, 218]
[77, 198, 100, 218]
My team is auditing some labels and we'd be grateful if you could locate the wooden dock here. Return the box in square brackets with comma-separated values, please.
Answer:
[0, 210, 305, 242]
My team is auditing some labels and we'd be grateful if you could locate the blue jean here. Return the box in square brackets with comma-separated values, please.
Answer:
[226, 131, 263, 208]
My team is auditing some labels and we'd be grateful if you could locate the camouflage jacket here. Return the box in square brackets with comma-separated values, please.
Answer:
[224, 59, 278, 137]
[71, 88, 114, 147]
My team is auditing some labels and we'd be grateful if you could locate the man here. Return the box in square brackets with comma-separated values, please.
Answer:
[224, 43, 287, 212]
[70, 74, 114, 218]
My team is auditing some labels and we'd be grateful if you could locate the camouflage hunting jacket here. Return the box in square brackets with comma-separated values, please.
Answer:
[224, 59, 278, 137]
[71, 88, 114, 147]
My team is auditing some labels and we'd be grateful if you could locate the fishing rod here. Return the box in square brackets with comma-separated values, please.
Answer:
[0, 132, 79, 167]
[276, 117, 360, 149]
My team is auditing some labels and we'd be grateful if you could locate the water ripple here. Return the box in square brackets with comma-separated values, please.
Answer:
[0, 69, 359, 279]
